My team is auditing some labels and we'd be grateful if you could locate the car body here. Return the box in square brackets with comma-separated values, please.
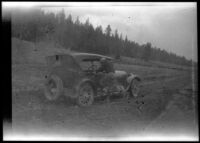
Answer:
[44, 52, 141, 106]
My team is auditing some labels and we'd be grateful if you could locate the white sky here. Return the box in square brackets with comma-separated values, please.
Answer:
[3, 2, 197, 61]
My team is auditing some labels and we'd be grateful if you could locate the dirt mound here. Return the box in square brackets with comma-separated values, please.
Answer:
[12, 38, 71, 64]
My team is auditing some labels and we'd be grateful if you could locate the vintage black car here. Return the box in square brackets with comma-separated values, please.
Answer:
[44, 52, 141, 106]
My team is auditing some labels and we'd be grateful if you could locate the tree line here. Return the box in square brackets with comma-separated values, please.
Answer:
[12, 8, 193, 66]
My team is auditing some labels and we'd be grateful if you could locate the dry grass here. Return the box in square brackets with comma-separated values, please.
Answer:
[118, 56, 191, 71]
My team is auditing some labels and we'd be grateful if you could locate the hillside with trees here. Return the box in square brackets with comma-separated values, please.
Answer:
[12, 7, 193, 66]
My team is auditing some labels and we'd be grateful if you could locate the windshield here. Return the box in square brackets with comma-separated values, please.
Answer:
[79, 61, 101, 71]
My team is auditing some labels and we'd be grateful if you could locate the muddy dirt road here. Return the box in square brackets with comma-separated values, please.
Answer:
[11, 64, 197, 140]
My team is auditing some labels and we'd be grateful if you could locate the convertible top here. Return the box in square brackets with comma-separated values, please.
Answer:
[45, 52, 113, 60]
[72, 53, 113, 62]
[45, 52, 114, 67]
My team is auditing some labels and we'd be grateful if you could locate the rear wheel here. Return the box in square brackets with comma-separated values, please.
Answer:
[77, 82, 94, 107]
[44, 75, 63, 101]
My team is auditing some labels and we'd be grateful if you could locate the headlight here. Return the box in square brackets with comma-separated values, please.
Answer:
[127, 73, 136, 84]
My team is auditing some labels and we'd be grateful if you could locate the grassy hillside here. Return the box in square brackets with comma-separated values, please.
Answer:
[12, 37, 192, 72]
[12, 38, 71, 65]
[12, 38, 193, 93]
[117, 56, 191, 71]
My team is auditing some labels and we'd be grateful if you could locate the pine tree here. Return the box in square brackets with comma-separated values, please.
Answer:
[142, 42, 152, 61]
[105, 25, 111, 37]
[75, 16, 80, 25]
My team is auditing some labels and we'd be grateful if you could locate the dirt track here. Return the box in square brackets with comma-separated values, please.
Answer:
[11, 65, 197, 140]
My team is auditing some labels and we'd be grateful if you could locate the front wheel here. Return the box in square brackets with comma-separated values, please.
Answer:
[130, 79, 141, 98]
[77, 82, 95, 107]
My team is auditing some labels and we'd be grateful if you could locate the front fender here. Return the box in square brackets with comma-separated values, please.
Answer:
[126, 73, 141, 91]
[127, 73, 141, 83]
[74, 78, 97, 98]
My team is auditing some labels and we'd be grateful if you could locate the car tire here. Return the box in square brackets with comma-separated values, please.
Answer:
[44, 75, 63, 101]
[130, 78, 141, 98]
[77, 82, 95, 107]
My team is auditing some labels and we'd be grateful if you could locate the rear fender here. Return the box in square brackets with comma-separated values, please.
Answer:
[44, 74, 52, 85]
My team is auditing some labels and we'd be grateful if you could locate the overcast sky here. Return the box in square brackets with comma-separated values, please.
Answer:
[4, 2, 197, 61]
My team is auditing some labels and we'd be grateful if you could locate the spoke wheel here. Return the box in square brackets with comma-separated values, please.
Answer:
[130, 79, 140, 98]
[77, 82, 94, 106]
